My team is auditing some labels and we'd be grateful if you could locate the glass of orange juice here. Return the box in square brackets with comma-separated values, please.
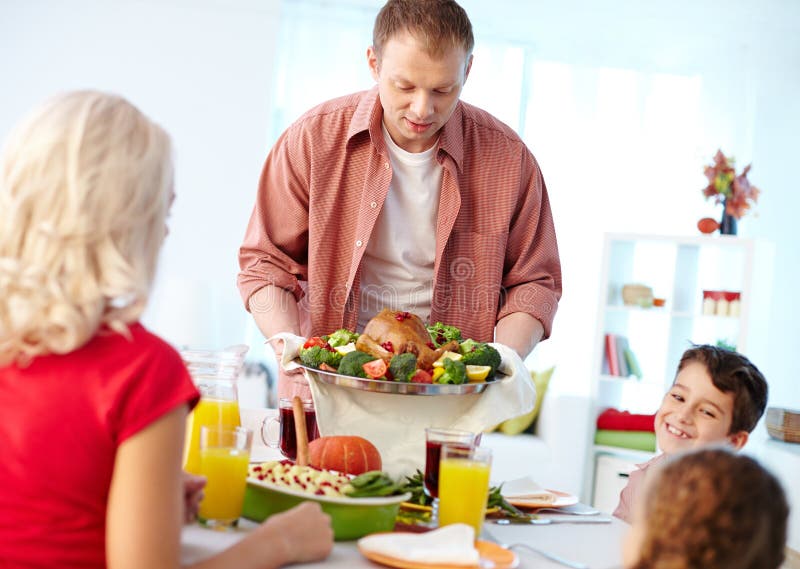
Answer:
[437, 445, 492, 535]
[198, 426, 253, 529]
[183, 396, 241, 474]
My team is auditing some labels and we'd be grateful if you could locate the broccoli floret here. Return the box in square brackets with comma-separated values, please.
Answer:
[325, 328, 360, 348]
[427, 322, 462, 348]
[337, 350, 377, 378]
[459, 340, 502, 380]
[437, 357, 467, 385]
[299, 345, 342, 369]
[388, 353, 417, 382]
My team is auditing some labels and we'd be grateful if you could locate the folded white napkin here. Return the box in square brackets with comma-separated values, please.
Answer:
[358, 523, 480, 566]
[272, 333, 536, 479]
[500, 476, 557, 503]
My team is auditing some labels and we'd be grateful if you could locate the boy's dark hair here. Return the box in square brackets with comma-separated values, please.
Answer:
[633, 448, 788, 569]
[373, 0, 474, 60]
[678, 344, 768, 433]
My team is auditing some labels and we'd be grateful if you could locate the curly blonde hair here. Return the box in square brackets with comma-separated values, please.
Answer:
[631, 448, 788, 569]
[0, 91, 173, 365]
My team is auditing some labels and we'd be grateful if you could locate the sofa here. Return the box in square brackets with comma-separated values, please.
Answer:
[481, 392, 592, 497]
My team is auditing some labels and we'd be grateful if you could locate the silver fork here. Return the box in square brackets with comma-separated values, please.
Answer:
[481, 528, 590, 569]
[534, 506, 601, 516]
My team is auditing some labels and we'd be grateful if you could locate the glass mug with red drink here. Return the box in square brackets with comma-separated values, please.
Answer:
[261, 398, 320, 460]
[424, 427, 479, 524]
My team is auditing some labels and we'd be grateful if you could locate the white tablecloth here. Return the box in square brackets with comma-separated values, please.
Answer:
[182, 516, 627, 569]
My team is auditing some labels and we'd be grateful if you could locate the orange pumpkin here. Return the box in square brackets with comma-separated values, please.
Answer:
[308, 436, 382, 475]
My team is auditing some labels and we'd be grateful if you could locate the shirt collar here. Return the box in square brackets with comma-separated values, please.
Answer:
[347, 85, 465, 171]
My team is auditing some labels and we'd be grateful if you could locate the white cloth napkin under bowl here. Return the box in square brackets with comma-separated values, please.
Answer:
[272, 333, 536, 479]
[358, 523, 479, 566]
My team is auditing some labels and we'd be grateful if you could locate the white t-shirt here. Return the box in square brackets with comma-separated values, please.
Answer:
[357, 124, 443, 330]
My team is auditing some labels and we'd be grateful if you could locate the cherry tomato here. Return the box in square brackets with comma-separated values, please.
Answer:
[362, 359, 388, 379]
[303, 337, 327, 349]
[410, 369, 433, 384]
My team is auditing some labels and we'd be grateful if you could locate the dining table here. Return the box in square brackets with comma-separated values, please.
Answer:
[182, 514, 628, 569]
[181, 408, 628, 569]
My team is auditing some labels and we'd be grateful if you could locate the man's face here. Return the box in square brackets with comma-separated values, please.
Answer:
[368, 32, 472, 153]
[654, 361, 747, 455]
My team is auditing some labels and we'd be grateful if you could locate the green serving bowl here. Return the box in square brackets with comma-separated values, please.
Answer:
[242, 478, 410, 541]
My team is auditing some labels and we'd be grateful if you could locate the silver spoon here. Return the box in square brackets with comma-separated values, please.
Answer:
[493, 517, 612, 525]
[534, 506, 601, 516]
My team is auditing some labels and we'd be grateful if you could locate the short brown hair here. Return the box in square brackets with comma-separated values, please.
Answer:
[372, 0, 474, 60]
[632, 448, 788, 569]
[677, 344, 767, 434]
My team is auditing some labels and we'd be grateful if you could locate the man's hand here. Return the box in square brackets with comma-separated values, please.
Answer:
[249, 285, 312, 399]
[273, 344, 313, 400]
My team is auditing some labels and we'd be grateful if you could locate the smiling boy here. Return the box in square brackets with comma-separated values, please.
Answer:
[613, 344, 768, 523]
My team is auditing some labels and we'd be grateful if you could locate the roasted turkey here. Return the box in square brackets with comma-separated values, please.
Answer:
[355, 309, 459, 369]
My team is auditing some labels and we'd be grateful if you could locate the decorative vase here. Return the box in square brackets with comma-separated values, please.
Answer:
[719, 198, 738, 236]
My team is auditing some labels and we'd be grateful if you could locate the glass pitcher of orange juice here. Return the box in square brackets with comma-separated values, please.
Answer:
[181, 345, 248, 475]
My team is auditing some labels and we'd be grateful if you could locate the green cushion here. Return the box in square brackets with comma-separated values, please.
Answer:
[496, 367, 554, 435]
[594, 429, 657, 452]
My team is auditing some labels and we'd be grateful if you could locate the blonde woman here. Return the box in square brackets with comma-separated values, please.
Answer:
[0, 91, 333, 569]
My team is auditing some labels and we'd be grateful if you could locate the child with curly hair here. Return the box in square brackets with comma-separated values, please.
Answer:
[622, 447, 788, 569]
[614, 344, 768, 522]
[0, 91, 333, 568]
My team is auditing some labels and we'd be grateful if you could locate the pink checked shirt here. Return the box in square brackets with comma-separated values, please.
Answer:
[238, 87, 561, 341]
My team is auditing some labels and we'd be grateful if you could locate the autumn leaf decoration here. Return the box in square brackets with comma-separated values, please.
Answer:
[702, 150, 761, 219]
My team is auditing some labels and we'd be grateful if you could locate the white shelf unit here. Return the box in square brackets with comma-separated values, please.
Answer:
[583, 233, 774, 509]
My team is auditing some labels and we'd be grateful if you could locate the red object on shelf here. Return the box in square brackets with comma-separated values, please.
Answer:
[697, 217, 719, 234]
[604, 334, 620, 376]
[597, 408, 656, 432]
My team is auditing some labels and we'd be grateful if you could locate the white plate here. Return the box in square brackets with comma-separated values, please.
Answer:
[506, 489, 579, 509]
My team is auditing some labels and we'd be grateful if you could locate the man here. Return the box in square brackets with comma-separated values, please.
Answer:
[238, 0, 561, 398]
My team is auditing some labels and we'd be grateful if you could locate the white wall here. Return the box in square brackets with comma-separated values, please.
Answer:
[465, 0, 800, 412]
[0, 0, 282, 362]
[2, 0, 799, 413]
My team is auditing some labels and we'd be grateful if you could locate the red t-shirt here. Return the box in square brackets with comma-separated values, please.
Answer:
[0, 323, 199, 568]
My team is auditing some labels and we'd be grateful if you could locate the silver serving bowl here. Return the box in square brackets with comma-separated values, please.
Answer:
[295, 362, 508, 395]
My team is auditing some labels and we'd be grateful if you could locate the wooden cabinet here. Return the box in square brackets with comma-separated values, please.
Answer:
[583, 233, 775, 507]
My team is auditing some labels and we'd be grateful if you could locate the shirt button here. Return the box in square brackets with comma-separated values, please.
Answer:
[384, 162, 390, 170]
[356, 240, 363, 247]
[370, 201, 377, 208]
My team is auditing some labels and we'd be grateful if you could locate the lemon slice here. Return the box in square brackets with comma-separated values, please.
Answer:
[466, 365, 491, 382]
[432, 351, 463, 367]
[334, 342, 357, 355]
[401, 502, 433, 513]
